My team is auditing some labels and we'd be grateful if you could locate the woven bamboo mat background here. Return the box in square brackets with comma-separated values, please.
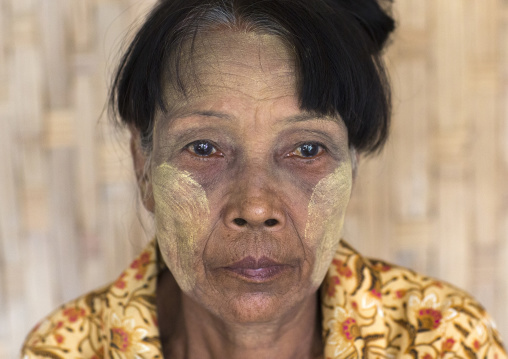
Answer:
[0, 0, 507, 357]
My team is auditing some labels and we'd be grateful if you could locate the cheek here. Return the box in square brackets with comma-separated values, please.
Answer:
[152, 163, 210, 292]
[305, 161, 352, 286]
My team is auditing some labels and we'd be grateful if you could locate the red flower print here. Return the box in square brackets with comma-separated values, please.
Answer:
[130, 251, 150, 269]
[370, 289, 382, 299]
[109, 313, 149, 357]
[332, 259, 353, 278]
[326, 276, 341, 297]
[114, 272, 127, 289]
[111, 327, 130, 352]
[63, 307, 86, 322]
[417, 308, 443, 330]
[373, 262, 391, 272]
[473, 340, 481, 351]
[441, 337, 456, 352]
[395, 289, 407, 299]
[54, 333, 64, 344]
[130, 251, 151, 280]
[140, 252, 150, 264]
[325, 307, 359, 357]
[407, 293, 457, 333]
[134, 271, 145, 280]
[341, 318, 359, 341]
[423, 354, 433, 359]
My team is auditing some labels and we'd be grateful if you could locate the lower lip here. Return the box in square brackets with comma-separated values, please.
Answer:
[225, 265, 288, 282]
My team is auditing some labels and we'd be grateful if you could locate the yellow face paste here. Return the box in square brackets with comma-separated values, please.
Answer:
[305, 160, 353, 286]
[152, 162, 210, 292]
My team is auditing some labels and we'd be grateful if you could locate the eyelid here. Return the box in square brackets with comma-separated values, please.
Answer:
[287, 142, 326, 159]
[184, 140, 224, 158]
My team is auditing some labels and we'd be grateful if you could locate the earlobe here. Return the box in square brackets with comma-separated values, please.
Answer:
[129, 126, 155, 212]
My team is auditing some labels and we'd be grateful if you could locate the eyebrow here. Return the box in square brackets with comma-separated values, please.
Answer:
[283, 113, 337, 123]
[173, 110, 337, 124]
[188, 111, 232, 120]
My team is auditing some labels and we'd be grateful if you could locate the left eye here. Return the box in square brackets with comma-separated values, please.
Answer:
[186, 140, 219, 157]
[290, 143, 324, 158]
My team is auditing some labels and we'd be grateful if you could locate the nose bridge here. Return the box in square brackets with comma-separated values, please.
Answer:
[224, 160, 285, 230]
[240, 159, 272, 192]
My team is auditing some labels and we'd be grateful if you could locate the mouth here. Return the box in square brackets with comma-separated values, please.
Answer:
[224, 256, 290, 282]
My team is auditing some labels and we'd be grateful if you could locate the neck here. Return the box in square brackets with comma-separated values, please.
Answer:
[157, 269, 323, 359]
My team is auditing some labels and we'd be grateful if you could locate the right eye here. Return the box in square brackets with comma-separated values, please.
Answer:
[185, 140, 222, 157]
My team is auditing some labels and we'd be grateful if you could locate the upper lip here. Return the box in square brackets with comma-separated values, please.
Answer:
[226, 256, 282, 269]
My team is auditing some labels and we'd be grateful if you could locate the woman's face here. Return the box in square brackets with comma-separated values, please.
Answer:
[148, 31, 353, 324]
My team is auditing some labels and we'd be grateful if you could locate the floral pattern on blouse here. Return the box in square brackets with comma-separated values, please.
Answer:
[21, 239, 506, 359]
[21, 242, 163, 359]
[321, 241, 506, 359]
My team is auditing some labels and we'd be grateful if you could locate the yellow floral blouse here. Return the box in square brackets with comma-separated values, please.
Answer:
[22, 240, 507, 359]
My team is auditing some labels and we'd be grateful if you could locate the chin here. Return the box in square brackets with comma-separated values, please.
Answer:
[220, 292, 294, 323]
[208, 287, 317, 326]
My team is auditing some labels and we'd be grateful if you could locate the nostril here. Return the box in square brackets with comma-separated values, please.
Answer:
[233, 218, 247, 226]
[264, 219, 279, 227]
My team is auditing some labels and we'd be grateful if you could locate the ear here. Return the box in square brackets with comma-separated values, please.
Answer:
[129, 125, 155, 212]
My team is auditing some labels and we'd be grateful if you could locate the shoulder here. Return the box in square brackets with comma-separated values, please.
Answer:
[374, 258, 506, 358]
[21, 240, 162, 359]
[21, 284, 111, 359]
[321, 241, 507, 358]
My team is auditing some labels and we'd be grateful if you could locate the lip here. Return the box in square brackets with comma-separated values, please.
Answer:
[224, 256, 289, 282]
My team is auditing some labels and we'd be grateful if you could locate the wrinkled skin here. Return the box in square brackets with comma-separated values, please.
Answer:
[131, 31, 354, 359]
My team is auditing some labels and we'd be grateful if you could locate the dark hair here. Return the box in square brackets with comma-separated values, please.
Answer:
[110, 0, 395, 154]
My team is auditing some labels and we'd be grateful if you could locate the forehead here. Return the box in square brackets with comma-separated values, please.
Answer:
[163, 31, 297, 112]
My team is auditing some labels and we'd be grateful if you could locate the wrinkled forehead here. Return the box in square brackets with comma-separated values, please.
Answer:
[161, 31, 298, 113]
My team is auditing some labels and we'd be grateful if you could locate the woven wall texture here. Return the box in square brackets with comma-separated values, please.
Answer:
[1, 0, 507, 357]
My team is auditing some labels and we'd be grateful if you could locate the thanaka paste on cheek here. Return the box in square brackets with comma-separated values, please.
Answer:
[305, 160, 353, 286]
[152, 162, 210, 292]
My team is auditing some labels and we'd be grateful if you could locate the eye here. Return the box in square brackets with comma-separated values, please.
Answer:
[289, 142, 325, 159]
[186, 140, 222, 157]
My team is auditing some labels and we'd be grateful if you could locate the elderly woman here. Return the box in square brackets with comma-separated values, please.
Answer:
[22, 0, 506, 358]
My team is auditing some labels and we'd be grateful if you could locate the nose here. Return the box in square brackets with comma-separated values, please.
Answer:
[223, 175, 286, 231]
